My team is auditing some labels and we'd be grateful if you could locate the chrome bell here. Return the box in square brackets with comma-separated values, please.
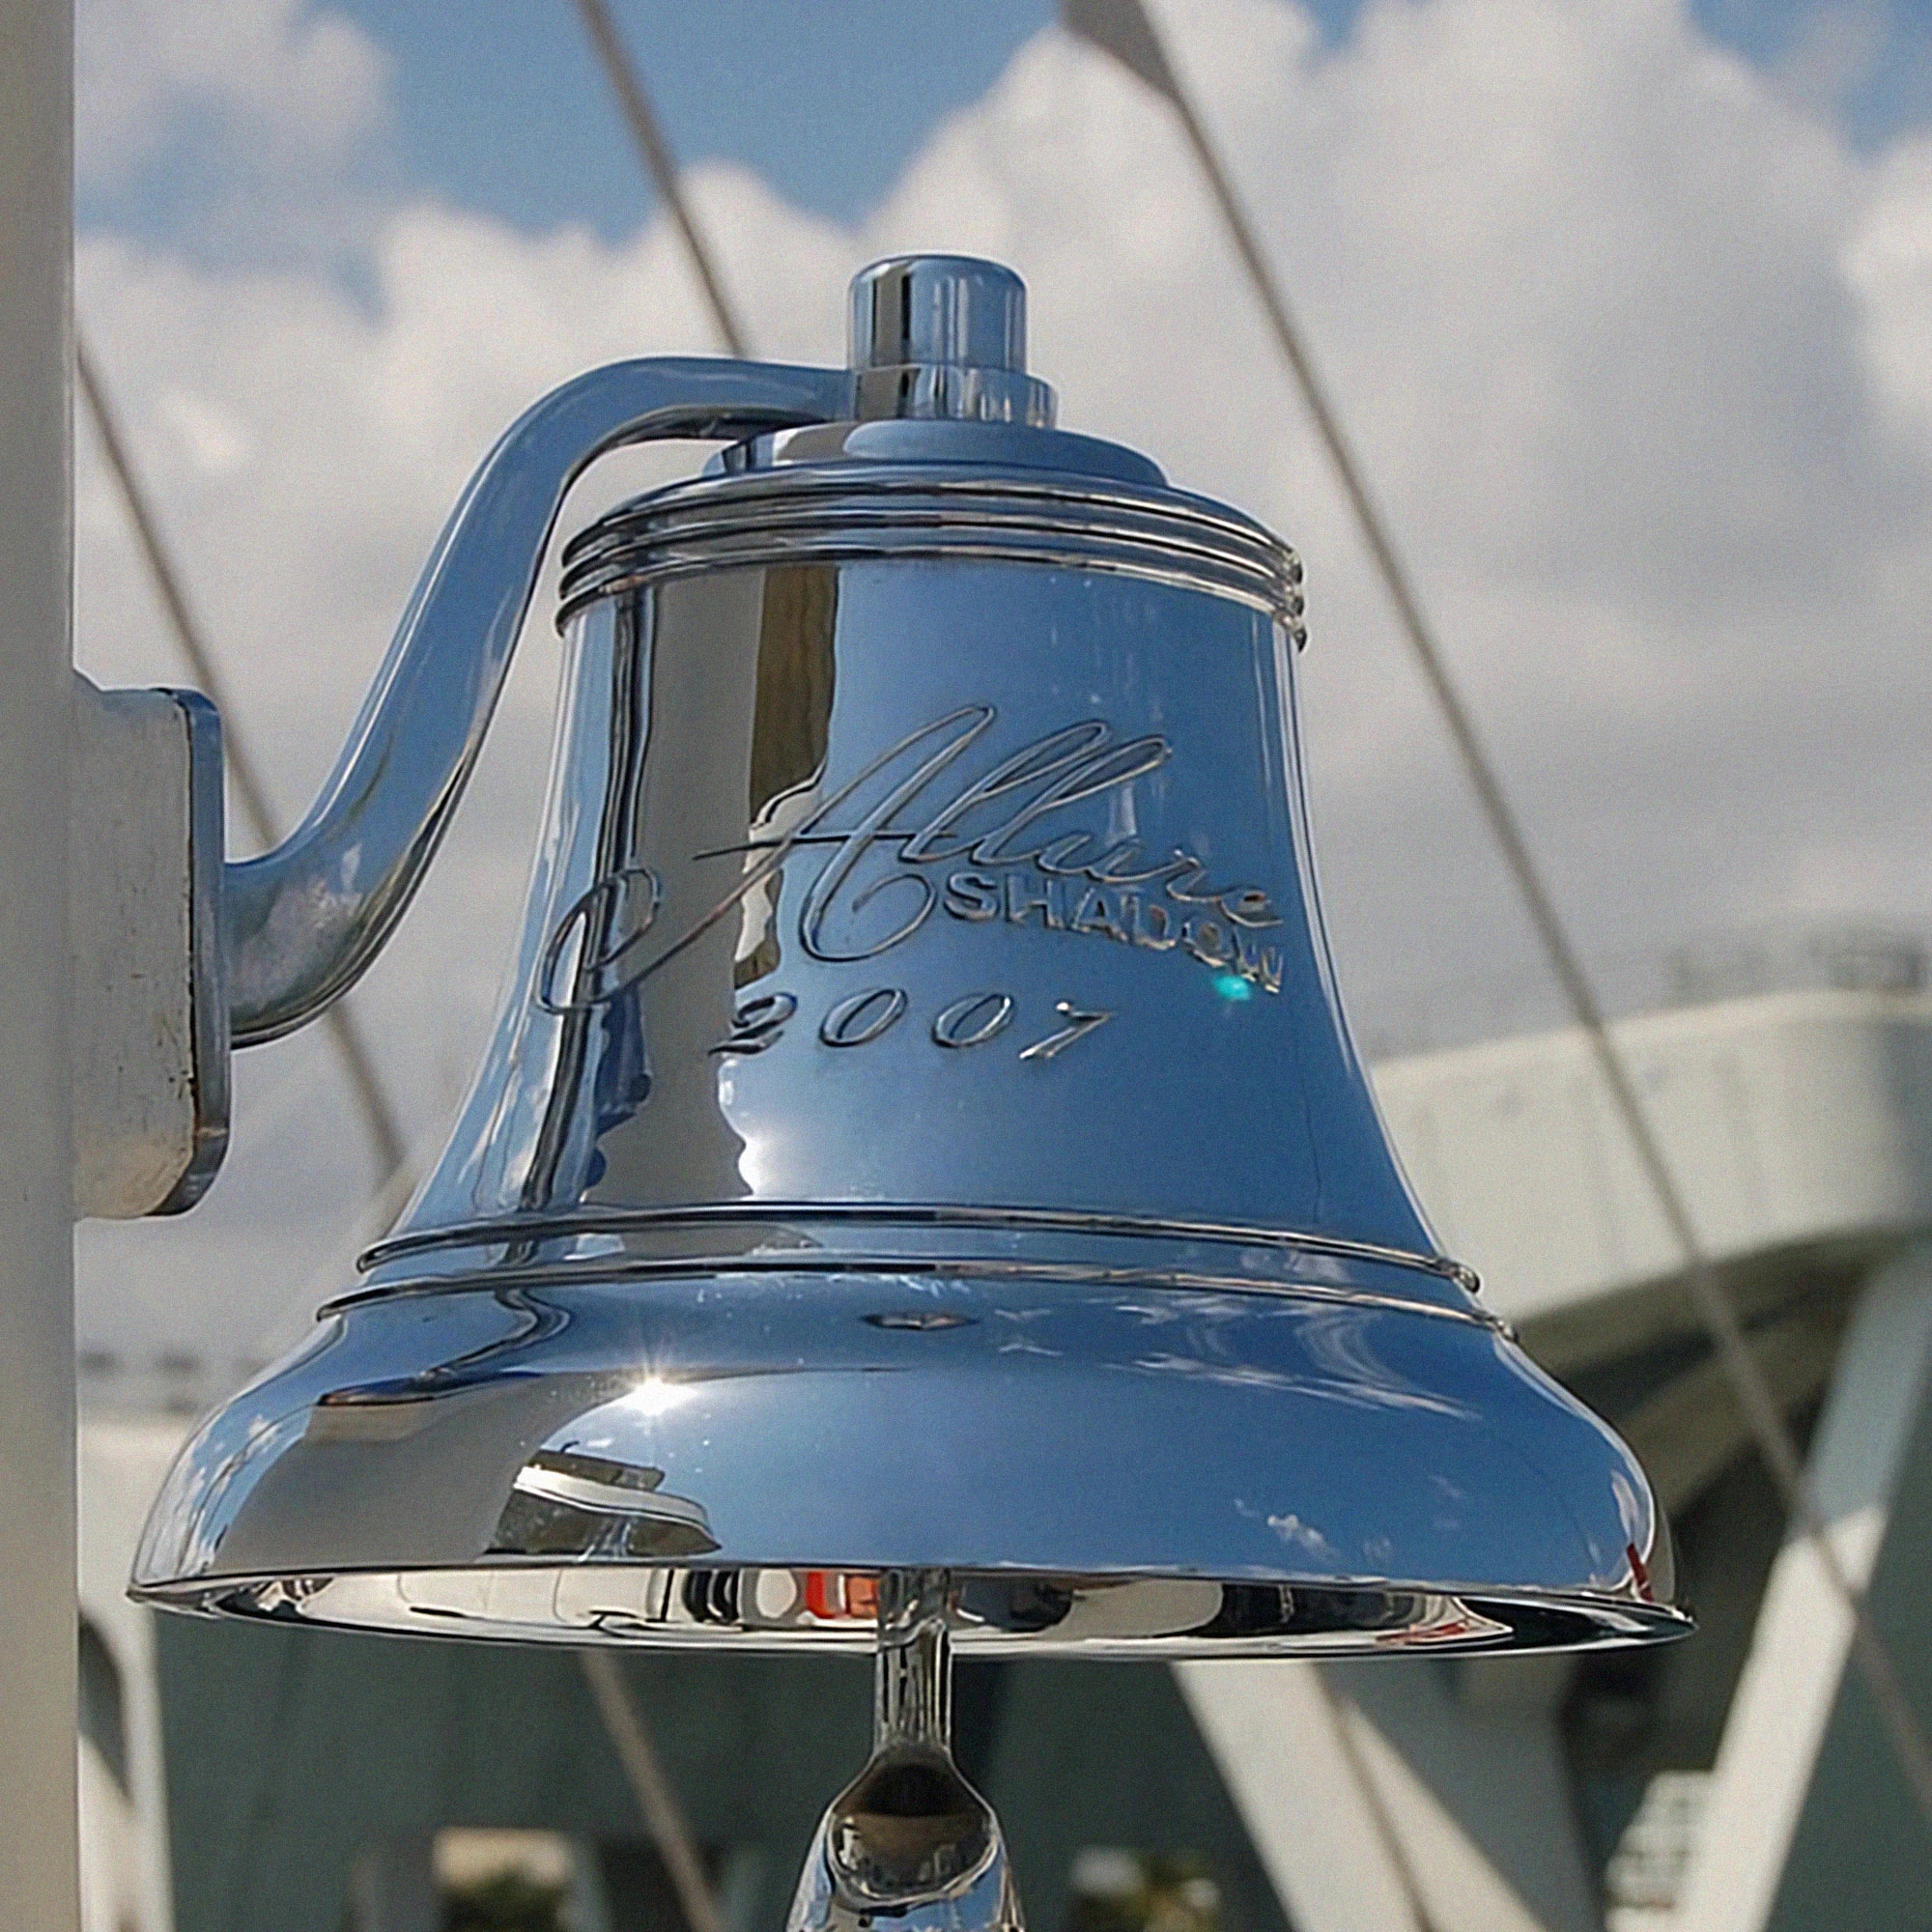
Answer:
[136, 254, 1685, 1654]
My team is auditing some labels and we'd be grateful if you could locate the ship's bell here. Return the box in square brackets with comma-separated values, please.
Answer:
[135, 255, 1686, 1662]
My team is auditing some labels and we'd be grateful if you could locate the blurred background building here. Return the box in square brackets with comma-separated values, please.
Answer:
[65, 0, 1932, 1926]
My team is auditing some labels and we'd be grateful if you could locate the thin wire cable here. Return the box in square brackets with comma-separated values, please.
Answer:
[572, 0, 752, 357]
[557, 26, 759, 1906]
[75, 332, 409, 1185]
[1079, 0, 1932, 1827]
[1313, 1677, 1440, 1932]
[580, 1649, 727, 1932]
[243, 1127, 439, 1373]
[84, 314, 722, 1922]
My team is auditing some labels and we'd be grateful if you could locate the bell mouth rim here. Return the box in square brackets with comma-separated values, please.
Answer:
[128, 1563, 1690, 1657]
[132, 1269, 1675, 1647]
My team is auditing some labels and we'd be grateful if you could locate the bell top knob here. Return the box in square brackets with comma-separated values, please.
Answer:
[849, 256, 1027, 373]
[846, 256, 1054, 427]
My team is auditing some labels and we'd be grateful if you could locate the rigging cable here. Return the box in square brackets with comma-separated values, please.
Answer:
[83, 274, 727, 1932]
[580, 1650, 727, 1932]
[559, 17, 742, 1926]
[76, 333, 409, 1189]
[573, 0, 752, 357]
[86, 22, 733, 1918]
[1063, 0, 1932, 1834]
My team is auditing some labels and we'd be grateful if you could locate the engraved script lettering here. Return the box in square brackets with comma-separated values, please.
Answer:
[536, 866, 663, 1016]
[820, 986, 909, 1047]
[709, 991, 797, 1057]
[537, 707, 1287, 1013]
[1018, 1002, 1115, 1062]
[932, 991, 1015, 1049]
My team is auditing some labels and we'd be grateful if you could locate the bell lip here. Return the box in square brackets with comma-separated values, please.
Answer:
[130, 1270, 1678, 1649]
[127, 1564, 1691, 1657]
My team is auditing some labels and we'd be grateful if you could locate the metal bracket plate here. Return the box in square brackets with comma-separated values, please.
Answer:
[71, 674, 228, 1217]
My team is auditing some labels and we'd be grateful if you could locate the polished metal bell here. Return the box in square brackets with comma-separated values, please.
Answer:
[134, 257, 1686, 1659]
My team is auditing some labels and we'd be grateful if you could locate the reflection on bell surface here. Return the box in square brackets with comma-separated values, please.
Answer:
[134, 254, 1689, 1666]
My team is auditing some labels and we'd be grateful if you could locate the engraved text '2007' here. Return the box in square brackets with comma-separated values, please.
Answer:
[539, 705, 1286, 1014]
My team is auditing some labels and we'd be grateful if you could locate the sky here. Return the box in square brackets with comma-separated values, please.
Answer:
[73, 0, 1932, 247]
[71, 0, 1932, 1394]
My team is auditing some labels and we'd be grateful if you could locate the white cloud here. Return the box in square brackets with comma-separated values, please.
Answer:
[78, 0, 388, 185]
[1847, 134, 1932, 439]
[73, 0, 1932, 1378]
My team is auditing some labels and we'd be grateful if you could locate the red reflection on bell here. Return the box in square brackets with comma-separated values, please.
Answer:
[1628, 1542, 1654, 1602]
[803, 1571, 880, 1620]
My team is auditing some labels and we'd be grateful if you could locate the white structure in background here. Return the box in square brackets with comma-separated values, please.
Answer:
[1184, 980, 1932, 1932]
[76, 977, 1932, 1932]
[78, 1428, 178, 1932]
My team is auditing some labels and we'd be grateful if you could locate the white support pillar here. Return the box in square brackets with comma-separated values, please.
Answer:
[1672, 1242, 1932, 1932]
[79, 1423, 187, 1932]
[1177, 1655, 1599, 1932]
[1177, 1662, 1424, 1932]
[0, 1, 77, 1929]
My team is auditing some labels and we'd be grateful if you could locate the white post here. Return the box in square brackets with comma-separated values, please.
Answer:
[1176, 1662, 1425, 1932]
[1672, 1241, 1932, 1932]
[0, 0, 78, 1927]
[1179, 1657, 1599, 1932]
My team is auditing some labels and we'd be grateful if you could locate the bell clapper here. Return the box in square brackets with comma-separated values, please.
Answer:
[787, 1571, 1023, 1932]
